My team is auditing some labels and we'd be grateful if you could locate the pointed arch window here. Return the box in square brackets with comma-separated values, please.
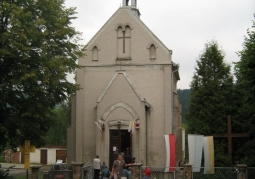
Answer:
[117, 25, 131, 60]
[91, 46, 99, 61]
[148, 44, 156, 60]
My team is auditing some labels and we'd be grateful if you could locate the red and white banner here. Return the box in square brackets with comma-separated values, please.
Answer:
[164, 134, 176, 172]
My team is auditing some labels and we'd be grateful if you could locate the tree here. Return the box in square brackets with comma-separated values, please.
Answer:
[177, 89, 190, 123]
[44, 102, 71, 146]
[0, 0, 84, 150]
[234, 18, 255, 166]
[186, 40, 234, 166]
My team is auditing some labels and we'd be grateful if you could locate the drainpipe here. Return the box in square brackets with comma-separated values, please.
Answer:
[171, 66, 179, 133]
[144, 99, 150, 166]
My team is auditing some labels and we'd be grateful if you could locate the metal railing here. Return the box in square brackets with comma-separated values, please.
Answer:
[82, 162, 93, 179]
[43, 170, 72, 179]
[141, 166, 255, 179]
[141, 166, 184, 179]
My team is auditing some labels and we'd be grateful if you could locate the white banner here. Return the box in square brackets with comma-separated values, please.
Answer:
[188, 134, 204, 172]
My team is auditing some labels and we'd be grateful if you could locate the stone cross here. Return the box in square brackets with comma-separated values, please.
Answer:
[211, 115, 249, 164]
[19, 140, 35, 169]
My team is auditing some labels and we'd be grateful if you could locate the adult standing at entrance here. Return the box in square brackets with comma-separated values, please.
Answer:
[93, 155, 101, 179]
[111, 154, 132, 179]
[113, 148, 119, 160]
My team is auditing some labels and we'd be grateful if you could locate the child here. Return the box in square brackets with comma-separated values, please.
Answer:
[101, 166, 111, 179]
[142, 167, 151, 179]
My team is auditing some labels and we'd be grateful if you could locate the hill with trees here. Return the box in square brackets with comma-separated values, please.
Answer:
[177, 89, 190, 123]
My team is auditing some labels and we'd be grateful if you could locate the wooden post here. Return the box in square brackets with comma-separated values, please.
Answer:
[211, 115, 249, 164]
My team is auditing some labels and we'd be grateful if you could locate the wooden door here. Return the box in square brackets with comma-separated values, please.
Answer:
[56, 150, 67, 163]
[40, 150, 47, 164]
[110, 130, 121, 167]
[109, 130, 131, 167]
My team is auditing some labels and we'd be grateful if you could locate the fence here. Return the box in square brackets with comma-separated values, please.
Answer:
[141, 166, 184, 179]
[82, 162, 93, 179]
[44, 170, 72, 179]
[141, 166, 255, 179]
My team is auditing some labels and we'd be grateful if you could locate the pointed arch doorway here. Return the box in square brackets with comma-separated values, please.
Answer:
[109, 130, 132, 167]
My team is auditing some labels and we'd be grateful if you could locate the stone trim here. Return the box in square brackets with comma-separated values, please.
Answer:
[115, 23, 133, 31]
[97, 71, 145, 102]
[147, 42, 158, 49]
[90, 45, 100, 51]
[101, 102, 139, 121]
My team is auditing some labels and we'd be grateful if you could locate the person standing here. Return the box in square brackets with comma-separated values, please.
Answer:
[101, 166, 111, 179]
[113, 148, 119, 160]
[111, 154, 132, 179]
[93, 155, 101, 179]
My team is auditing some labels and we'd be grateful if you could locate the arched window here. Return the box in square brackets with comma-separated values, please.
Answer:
[149, 44, 156, 59]
[92, 46, 99, 61]
[117, 25, 131, 59]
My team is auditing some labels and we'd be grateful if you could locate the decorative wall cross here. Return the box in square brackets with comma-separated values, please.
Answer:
[211, 115, 249, 164]
[19, 140, 35, 169]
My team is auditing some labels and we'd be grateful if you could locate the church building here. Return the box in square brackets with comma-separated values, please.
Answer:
[67, 0, 184, 168]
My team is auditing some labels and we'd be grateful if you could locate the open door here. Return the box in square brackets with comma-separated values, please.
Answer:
[109, 130, 131, 167]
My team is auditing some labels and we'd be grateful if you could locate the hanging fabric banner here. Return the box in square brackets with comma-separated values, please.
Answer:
[95, 119, 103, 131]
[164, 134, 176, 172]
[188, 134, 204, 172]
[203, 136, 215, 174]
[182, 129, 185, 158]
[128, 121, 135, 133]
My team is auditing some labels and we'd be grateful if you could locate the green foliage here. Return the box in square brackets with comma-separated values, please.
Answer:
[186, 40, 234, 166]
[0, 0, 84, 149]
[177, 89, 190, 123]
[44, 102, 71, 146]
[234, 17, 255, 166]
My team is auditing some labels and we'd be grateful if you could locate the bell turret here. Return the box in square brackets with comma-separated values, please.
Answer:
[122, 0, 140, 18]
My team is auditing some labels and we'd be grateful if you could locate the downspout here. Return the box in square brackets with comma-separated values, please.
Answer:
[144, 99, 150, 166]
[171, 66, 179, 133]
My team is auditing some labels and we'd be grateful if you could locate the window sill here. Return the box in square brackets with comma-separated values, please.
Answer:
[116, 58, 132, 61]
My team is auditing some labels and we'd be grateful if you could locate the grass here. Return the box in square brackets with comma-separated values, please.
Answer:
[0, 155, 4, 163]
[13, 172, 44, 179]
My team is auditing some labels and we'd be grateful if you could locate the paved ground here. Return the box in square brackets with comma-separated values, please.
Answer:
[0, 163, 51, 176]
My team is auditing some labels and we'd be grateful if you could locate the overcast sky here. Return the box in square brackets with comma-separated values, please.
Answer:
[64, 0, 254, 89]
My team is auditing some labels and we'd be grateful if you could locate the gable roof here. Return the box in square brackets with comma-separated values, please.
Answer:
[97, 71, 145, 103]
[86, 6, 172, 54]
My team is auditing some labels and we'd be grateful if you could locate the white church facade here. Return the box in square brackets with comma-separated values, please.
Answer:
[67, 0, 184, 168]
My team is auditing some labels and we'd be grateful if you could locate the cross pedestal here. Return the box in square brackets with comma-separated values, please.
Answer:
[211, 115, 249, 165]
[19, 140, 35, 169]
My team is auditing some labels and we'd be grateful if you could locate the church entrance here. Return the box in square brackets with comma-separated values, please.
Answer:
[109, 130, 132, 167]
